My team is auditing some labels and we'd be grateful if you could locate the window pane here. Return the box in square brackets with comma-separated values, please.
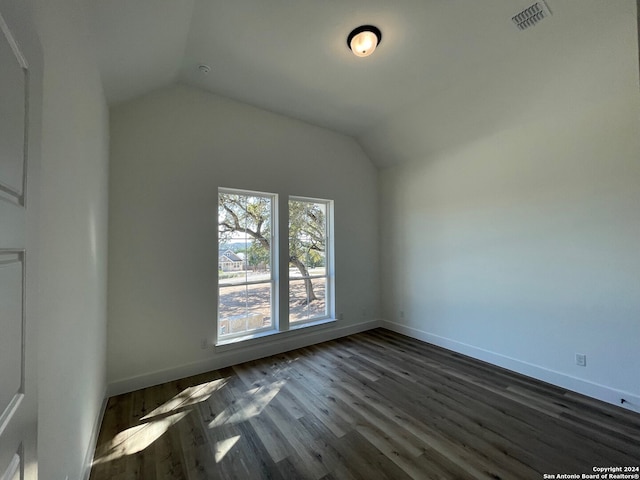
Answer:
[219, 285, 247, 336]
[289, 198, 330, 323]
[247, 282, 272, 328]
[219, 192, 272, 279]
[245, 247, 271, 284]
[218, 282, 271, 336]
[289, 277, 327, 323]
[289, 250, 326, 278]
[289, 200, 327, 273]
[219, 270, 245, 286]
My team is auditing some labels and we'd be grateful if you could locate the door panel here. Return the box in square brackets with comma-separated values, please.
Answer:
[0, 253, 24, 419]
[0, 12, 25, 202]
[0, 0, 40, 478]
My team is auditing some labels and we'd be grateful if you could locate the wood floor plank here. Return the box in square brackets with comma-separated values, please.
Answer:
[90, 329, 640, 480]
[231, 364, 298, 463]
[274, 352, 352, 438]
[334, 430, 414, 480]
[360, 329, 640, 466]
[294, 349, 428, 459]
[158, 381, 217, 480]
[346, 336, 605, 474]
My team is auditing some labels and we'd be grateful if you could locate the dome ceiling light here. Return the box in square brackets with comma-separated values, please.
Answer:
[347, 25, 382, 58]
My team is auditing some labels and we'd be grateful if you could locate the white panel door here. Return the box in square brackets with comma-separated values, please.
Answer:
[0, 0, 41, 478]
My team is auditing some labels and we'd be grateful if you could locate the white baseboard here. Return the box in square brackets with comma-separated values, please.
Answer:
[107, 319, 381, 397]
[82, 390, 108, 480]
[382, 320, 640, 413]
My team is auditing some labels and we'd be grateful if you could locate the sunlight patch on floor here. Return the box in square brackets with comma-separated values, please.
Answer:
[214, 435, 241, 463]
[93, 411, 189, 465]
[208, 379, 286, 428]
[141, 378, 228, 421]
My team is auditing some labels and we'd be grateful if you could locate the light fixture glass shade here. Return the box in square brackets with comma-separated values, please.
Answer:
[347, 26, 381, 58]
[350, 30, 378, 57]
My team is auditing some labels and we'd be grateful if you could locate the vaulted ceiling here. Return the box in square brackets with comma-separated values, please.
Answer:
[86, 0, 637, 167]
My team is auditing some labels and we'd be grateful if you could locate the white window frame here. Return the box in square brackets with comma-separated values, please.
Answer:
[217, 188, 277, 341]
[216, 189, 335, 346]
[288, 196, 334, 326]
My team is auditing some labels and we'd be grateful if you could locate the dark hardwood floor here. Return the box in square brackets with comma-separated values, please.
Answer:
[89, 329, 640, 479]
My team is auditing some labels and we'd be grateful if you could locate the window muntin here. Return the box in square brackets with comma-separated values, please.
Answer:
[288, 198, 332, 324]
[218, 190, 275, 339]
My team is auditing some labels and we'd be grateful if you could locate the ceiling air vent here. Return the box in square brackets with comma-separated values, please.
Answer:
[512, 1, 552, 30]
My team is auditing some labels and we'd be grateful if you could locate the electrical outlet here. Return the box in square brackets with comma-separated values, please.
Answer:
[575, 353, 586, 367]
[338, 312, 344, 321]
[400, 310, 404, 319]
[201, 338, 208, 350]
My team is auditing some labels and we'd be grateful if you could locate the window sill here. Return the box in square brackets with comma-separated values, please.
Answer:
[215, 318, 336, 351]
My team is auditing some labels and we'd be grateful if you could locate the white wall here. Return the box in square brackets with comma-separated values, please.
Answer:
[26, 0, 110, 478]
[375, 3, 640, 409]
[107, 85, 379, 393]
